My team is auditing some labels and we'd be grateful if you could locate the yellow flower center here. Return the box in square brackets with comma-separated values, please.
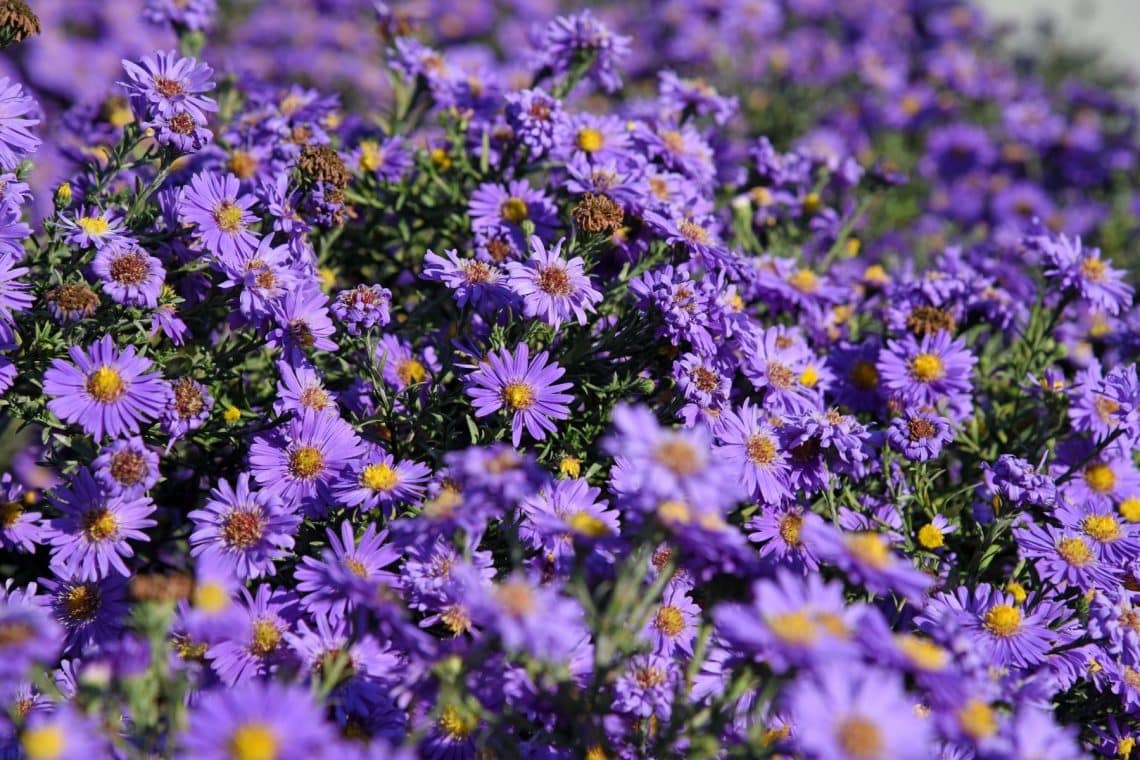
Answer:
[223, 406, 242, 423]
[1083, 514, 1121, 542]
[358, 141, 382, 172]
[396, 358, 427, 386]
[501, 381, 535, 411]
[250, 620, 281, 657]
[566, 511, 609, 537]
[500, 196, 529, 224]
[361, 463, 399, 491]
[983, 604, 1021, 637]
[656, 499, 692, 524]
[836, 717, 884, 760]
[1119, 736, 1136, 759]
[0, 500, 21, 527]
[896, 634, 948, 670]
[851, 361, 879, 390]
[82, 508, 118, 542]
[1057, 536, 1094, 567]
[21, 724, 66, 760]
[1120, 497, 1140, 523]
[799, 364, 819, 388]
[439, 705, 476, 740]
[917, 523, 944, 549]
[64, 584, 100, 622]
[214, 201, 245, 233]
[229, 723, 279, 760]
[789, 268, 818, 293]
[957, 699, 998, 740]
[767, 610, 818, 644]
[1081, 257, 1106, 283]
[654, 605, 685, 637]
[558, 455, 581, 478]
[778, 513, 803, 546]
[910, 352, 944, 382]
[288, 446, 325, 479]
[847, 533, 891, 569]
[745, 434, 777, 465]
[78, 216, 111, 236]
[1085, 463, 1117, 494]
[192, 582, 229, 613]
[576, 127, 604, 153]
[86, 365, 126, 402]
[655, 439, 701, 475]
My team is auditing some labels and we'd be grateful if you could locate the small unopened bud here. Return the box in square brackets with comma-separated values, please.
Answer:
[54, 182, 72, 209]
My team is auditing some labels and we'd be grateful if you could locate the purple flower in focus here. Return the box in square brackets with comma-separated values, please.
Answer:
[92, 437, 159, 496]
[119, 50, 216, 122]
[179, 171, 260, 260]
[90, 243, 166, 308]
[887, 409, 953, 461]
[877, 331, 975, 411]
[505, 235, 600, 328]
[295, 521, 400, 621]
[716, 400, 791, 505]
[0, 77, 40, 171]
[465, 343, 573, 448]
[189, 473, 300, 580]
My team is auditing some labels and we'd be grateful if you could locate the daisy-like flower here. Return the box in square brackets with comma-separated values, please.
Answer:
[46, 469, 156, 580]
[612, 654, 679, 720]
[786, 663, 933, 760]
[1014, 519, 1122, 592]
[43, 574, 130, 653]
[877, 331, 976, 411]
[179, 171, 260, 260]
[887, 409, 953, 461]
[189, 473, 300, 580]
[248, 408, 363, 516]
[330, 283, 392, 336]
[519, 476, 619, 572]
[375, 334, 436, 392]
[464, 343, 573, 448]
[0, 473, 43, 552]
[92, 437, 160, 496]
[19, 706, 105, 760]
[119, 50, 216, 122]
[180, 679, 336, 760]
[43, 335, 170, 441]
[274, 360, 338, 417]
[267, 284, 337, 362]
[1038, 230, 1133, 315]
[803, 515, 932, 604]
[644, 584, 700, 657]
[467, 572, 585, 661]
[90, 243, 166, 308]
[743, 326, 818, 415]
[0, 199, 31, 261]
[335, 443, 431, 511]
[506, 235, 601, 328]
[295, 521, 401, 621]
[918, 584, 1058, 669]
[556, 111, 631, 163]
[538, 10, 632, 94]
[715, 400, 791, 505]
[59, 207, 129, 250]
[423, 248, 509, 309]
[504, 87, 563, 155]
[205, 584, 297, 686]
[45, 281, 100, 325]
[748, 506, 820, 572]
[468, 179, 557, 253]
[162, 377, 213, 440]
[0, 251, 31, 347]
[0, 76, 40, 171]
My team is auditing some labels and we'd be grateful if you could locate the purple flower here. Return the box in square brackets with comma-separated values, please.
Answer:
[248, 408, 363, 516]
[0, 473, 44, 552]
[179, 171, 260, 260]
[715, 400, 791, 505]
[887, 409, 953, 461]
[162, 377, 213, 440]
[335, 443, 431, 511]
[189, 473, 300, 580]
[468, 572, 585, 661]
[877, 331, 976, 412]
[143, 0, 218, 31]
[90, 243, 166, 308]
[505, 235, 601, 328]
[0, 588, 62, 687]
[18, 706, 106, 760]
[43, 574, 130, 653]
[644, 584, 699, 657]
[786, 663, 933, 760]
[1038, 230, 1133, 315]
[330, 284, 392, 336]
[267, 285, 338, 362]
[47, 469, 156, 580]
[205, 584, 297, 686]
[295, 521, 400, 621]
[179, 679, 336, 759]
[119, 50, 216, 122]
[423, 248, 508, 309]
[0, 77, 40, 171]
[505, 88, 563, 155]
[468, 180, 557, 254]
[803, 515, 932, 604]
[0, 199, 30, 261]
[92, 437, 160, 496]
[0, 251, 31, 346]
[538, 10, 631, 94]
[519, 477, 619, 572]
[274, 360, 338, 417]
[44, 335, 170, 441]
[59, 207, 130, 250]
[464, 343, 573, 448]
[1014, 519, 1122, 592]
[612, 654, 678, 719]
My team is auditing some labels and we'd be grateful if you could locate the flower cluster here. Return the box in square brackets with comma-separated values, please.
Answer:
[1, 1, 1140, 759]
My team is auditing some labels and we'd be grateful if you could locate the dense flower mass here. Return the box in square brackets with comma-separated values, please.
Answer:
[2, 1, 1140, 758]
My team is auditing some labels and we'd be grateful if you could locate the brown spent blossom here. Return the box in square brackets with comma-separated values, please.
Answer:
[572, 193, 625, 234]
[0, 0, 40, 46]
[297, 145, 350, 188]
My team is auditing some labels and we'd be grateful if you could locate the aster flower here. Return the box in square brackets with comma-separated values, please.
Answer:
[189, 473, 299, 580]
[538, 10, 632, 94]
[877, 331, 976, 412]
[0, 251, 31, 346]
[0, 76, 40, 171]
[119, 50, 216, 122]
[330, 284, 392, 336]
[248, 408, 363, 516]
[467, 572, 585, 661]
[747, 506, 820, 572]
[180, 679, 336, 759]
[0, 473, 43, 552]
[142, 0, 217, 31]
[742, 326, 818, 414]
[43, 335, 170, 441]
[92, 437, 159, 496]
[274, 360, 338, 417]
[887, 409, 953, 461]
[0, 589, 62, 687]
[464, 343, 573, 448]
[786, 663, 933, 760]
[0, 199, 30, 261]
[1038, 230, 1133, 315]
[267, 284, 338, 362]
[295, 521, 400, 621]
[205, 584, 297, 686]
[45, 282, 100, 324]
[468, 179, 557, 254]
[519, 477, 619, 572]
[47, 469, 156, 580]
[59, 207, 129, 250]
[1014, 519, 1122, 592]
[423, 248, 509, 309]
[612, 653, 680, 721]
[162, 377, 213, 440]
[715, 400, 791, 505]
[803, 516, 932, 603]
[43, 574, 130, 653]
[556, 112, 631, 163]
[335, 443, 431, 511]
[18, 706, 105, 760]
[375, 334, 437, 392]
[179, 171, 260, 260]
[644, 584, 699, 657]
[90, 242, 166, 308]
[505, 88, 563, 155]
[918, 584, 1058, 669]
[505, 235, 601, 328]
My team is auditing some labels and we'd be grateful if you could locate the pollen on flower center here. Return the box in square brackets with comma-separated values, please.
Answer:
[768, 610, 818, 644]
[566, 511, 609, 537]
[654, 438, 701, 475]
[692, 366, 720, 392]
[463, 260, 492, 284]
[1094, 395, 1121, 422]
[634, 664, 668, 688]
[108, 252, 149, 285]
[910, 352, 944, 382]
[767, 362, 795, 388]
[0, 500, 21, 527]
[745, 433, 777, 465]
[1056, 536, 1094, 567]
[288, 446, 325, 479]
[229, 722, 278, 760]
[678, 220, 710, 244]
[173, 378, 206, 419]
[907, 418, 937, 440]
[214, 201, 245, 233]
[1085, 463, 1116, 494]
[836, 717, 884, 760]
[109, 450, 148, 486]
[439, 705, 476, 740]
[983, 604, 1021, 637]
[360, 463, 399, 491]
[497, 581, 534, 616]
[250, 619, 281, 656]
[500, 196, 529, 224]
[537, 265, 572, 296]
[343, 557, 368, 578]
[299, 385, 330, 410]
[917, 523, 944, 549]
[78, 216, 110, 236]
[501, 381, 536, 411]
[192, 581, 229, 613]
[0, 620, 35, 647]
[577, 127, 604, 153]
[896, 634, 948, 670]
[1081, 257, 1106, 282]
[654, 605, 685, 637]
[64, 584, 101, 622]
[154, 76, 185, 98]
[82, 507, 119, 542]
[789, 268, 817, 293]
[1083, 514, 1121, 542]
[957, 699, 998, 740]
[397, 358, 426, 385]
[21, 724, 66, 760]
[847, 533, 891, 568]
[87, 365, 127, 402]
[778, 513, 803, 545]
[222, 510, 265, 549]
